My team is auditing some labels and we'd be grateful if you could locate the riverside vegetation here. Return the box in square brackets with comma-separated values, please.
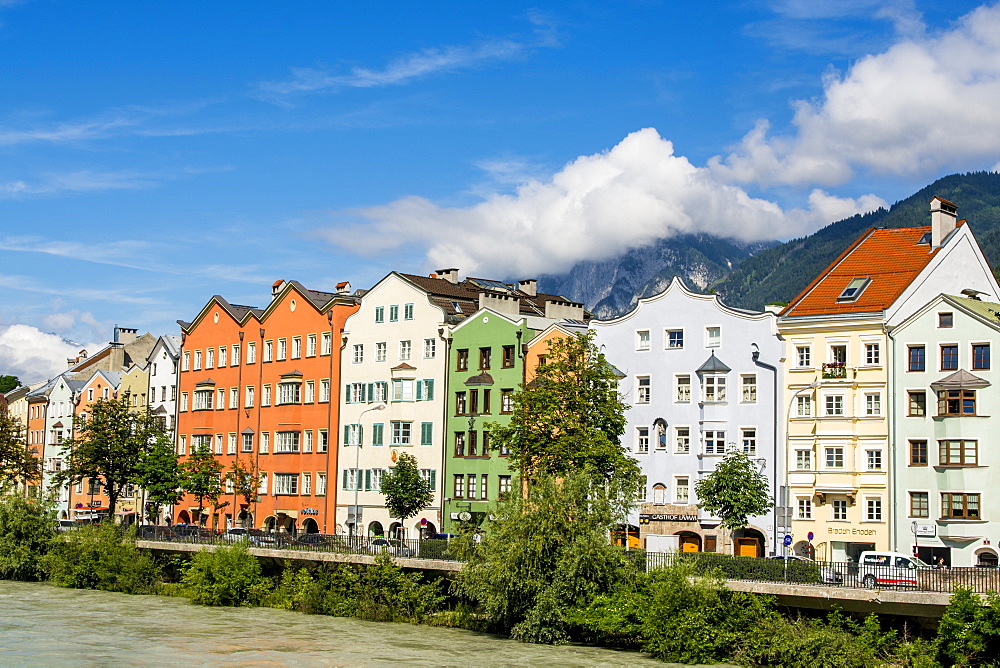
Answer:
[3, 496, 1000, 666]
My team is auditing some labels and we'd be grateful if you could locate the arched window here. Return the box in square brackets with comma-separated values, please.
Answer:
[652, 483, 666, 505]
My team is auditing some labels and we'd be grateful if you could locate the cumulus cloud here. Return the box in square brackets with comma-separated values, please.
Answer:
[712, 3, 1000, 186]
[327, 128, 885, 277]
[0, 324, 102, 384]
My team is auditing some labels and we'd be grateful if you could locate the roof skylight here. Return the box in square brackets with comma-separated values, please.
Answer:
[837, 277, 871, 302]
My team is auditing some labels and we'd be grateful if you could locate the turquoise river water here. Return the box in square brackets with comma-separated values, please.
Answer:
[0, 580, 669, 666]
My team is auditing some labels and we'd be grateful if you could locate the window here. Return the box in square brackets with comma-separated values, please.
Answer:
[941, 345, 958, 371]
[278, 382, 301, 405]
[637, 330, 650, 351]
[391, 379, 413, 402]
[259, 432, 269, 454]
[832, 499, 848, 521]
[830, 345, 847, 365]
[703, 375, 726, 402]
[498, 475, 512, 500]
[908, 391, 926, 416]
[938, 312, 954, 328]
[973, 344, 991, 370]
[347, 383, 365, 404]
[258, 472, 268, 494]
[303, 431, 313, 452]
[666, 329, 683, 349]
[466, 473, 477, 500]
[231, 344, 240, 365]
[247, 342, 257, 363]
[375, 342, 386, 362]
[391, 421, 412, 446]
[741, 375, 757, 403]
[403, 303, 414, 320]
[909, 440, 928, 466]
[343, 424, 361, 447]
[420, 422, 433, 446]
[796, 395, 812, 417]
[636, 427, 649, 454]
[178, 435, 186, 455]
[938, 389, 976, 415]
[375, 306, 384, 323]
[194, 389, 213, 411]
[307, 334, 316, 357]
[456, 349, 469, 371]
[706, 326, 721, 347]
[910, 492, 929, 518]
[353, 344, 364, 364]
[636, 376, 650, 404]
[479, 347, 491, 370]
[264, 341, 273, 362]
[389, 305, 399, 322]
[500, 389, 514, 413]
[216, 389, 225, 410]
[865, 393, 881, 416]
[908, 346, 925, 371]
[866, 498, 883, 521]
[866, 449, 882, 470]
[825, 395, 844, 416]
[939, 439, 978, 466]
[399, 340, 411, 361]
[865, 343, 880, 365]
[675, 427, 690, 453]
[291, 337, 301, 359]
[499, 344, 515, 368]
[344, 469, 360, 491]
[837, 277, 870, 301]
[454, 432, 466, 457]
[652, 484, 666, 504]
[276, 431, 300, 453]
[371, 423, 383, 446]
[317, 472, 327, 495]
[302, 472, 312, 495]
[194, 350, 202, 370]
[424, 338, 436, 359]
[796, 346, 811, 367]
[245, 386, 254, 408]
[676, 477, 689, 503]
[453, 474, 465, 499]
[942, 493, 980, 519]
[305, 381, 315, 403]
[321, 332, 332, 356]
[182, 351, 190, 371]
[825, 446, 844, 468]
[417, 379, 435, 402]
[206, 348, 214, 369]
[229, 387, 238, 409]
[676, 375, 691, 402]
[795, 449, 812, 470]
[368, 469, 383, 492]
[318, 430, 329, 453]
[703, 430, 725, 455]
[372, 381, 388, 403]
[741, 428, 756, 456]
[797, 498, 812, 520]
[262, 385, 271, 406]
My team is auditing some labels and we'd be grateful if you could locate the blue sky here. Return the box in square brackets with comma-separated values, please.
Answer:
[2, 0, 999, 381]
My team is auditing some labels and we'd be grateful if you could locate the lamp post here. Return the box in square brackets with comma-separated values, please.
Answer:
[352, 402, 386, 538]
[783, 380, 822, 556]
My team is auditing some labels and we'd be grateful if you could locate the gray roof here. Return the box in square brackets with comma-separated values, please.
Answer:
[696, 352, 731, 374]
[931, 369, 990, 389]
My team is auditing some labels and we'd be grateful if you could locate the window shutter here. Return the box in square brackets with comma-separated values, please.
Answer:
[366, 383, 374, 402]
[372, 423, 383, 446]
[421, 422, 433, 446]
[416, 380, 423, 401]
[425, 379, 434, 401]
[343, 425, 350, 446]
[429, 469, 437, 489]
[342, 469, 349, 490]
[365, 469, 372, 491]
[344, 385, 351, 403]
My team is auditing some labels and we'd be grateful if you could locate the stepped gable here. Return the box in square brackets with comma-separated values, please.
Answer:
[781, 225, 953, 318]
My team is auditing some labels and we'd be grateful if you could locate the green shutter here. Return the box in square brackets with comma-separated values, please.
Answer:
[365, 469, 372, 491]
[425, 379, 434, 401]
[421, 422, 433, 446]
[372, 423, 383, 446]
[343, 425, 350, 446]
[344, 385, 351, 403]
[366, 383, 374, 402]
[342, 469, 349, 490]
[416, 380, 423, 401]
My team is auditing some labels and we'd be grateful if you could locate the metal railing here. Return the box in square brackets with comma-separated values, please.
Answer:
[822, 363, 849, 379]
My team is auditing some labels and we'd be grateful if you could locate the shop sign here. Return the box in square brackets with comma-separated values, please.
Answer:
[911, 522, 936, 537]
[301, 508, 320, 516]
[827, 526, 878, 537]
[640, 513, 698, 523]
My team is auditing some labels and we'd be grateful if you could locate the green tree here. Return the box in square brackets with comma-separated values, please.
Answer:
[694, 450, 772, 530]
[487, 331, 638, 487]
[380, 452, 433, 529]
[227, 457, 261, 527]
[0, 495, 56, 581]
[56, 396, 166, 519]
[135, 434, 182, 524]
[0, 375, 21, 394]
[180, 444, 223, 525]
[0, 405, 40, 493]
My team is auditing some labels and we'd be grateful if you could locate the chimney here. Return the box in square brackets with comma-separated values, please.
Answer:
[478, 292, 521, 317]
[930, 197, 958, 248]
[117, 328, 138, 345]
[543, 299, 586, 321]
[272, 279, 286, 298]
[517, 279, 537, 297]
[336, 281, 351, 295]
[436, 268, 460, 284]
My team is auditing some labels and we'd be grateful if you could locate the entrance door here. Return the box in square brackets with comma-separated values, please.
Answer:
[736, 538, 760, 558]
[679, 533, 701, 552]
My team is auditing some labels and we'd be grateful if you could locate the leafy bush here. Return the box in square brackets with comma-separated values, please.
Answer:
[319, 554, 445, 623]
[265, 566, 322, 613]
[0, 495, 56, 581]
[43, 523, 160, 594]
[417, 538, 452, 560]
[934, 587, 1000, 666]
[179, 542, 271, 606]
[672, 551, 822, 583]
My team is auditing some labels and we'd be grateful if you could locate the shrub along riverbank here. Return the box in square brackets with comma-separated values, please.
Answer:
[2, 496, 999, 666]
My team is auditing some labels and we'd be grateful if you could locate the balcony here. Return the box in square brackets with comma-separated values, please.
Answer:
[822, 363, 849, 379]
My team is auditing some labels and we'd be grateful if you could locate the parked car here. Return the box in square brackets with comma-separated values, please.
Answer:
[223, 527, 283, 547]
[136, 525, 175, 541]
[55, 520, 77, 533]
[767, 555, 845, 584]
[294, 533, 344, 548]
[368, 537, 416, 557]
[858, 551, 930, 588]
[171, 524, 217, 542]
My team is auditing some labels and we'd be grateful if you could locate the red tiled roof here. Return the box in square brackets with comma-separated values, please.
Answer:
[782, 226, 947, 317]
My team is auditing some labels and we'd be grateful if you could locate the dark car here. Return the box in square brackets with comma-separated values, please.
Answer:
[295, 533, 339, 547]
[368, 537, 416, 557]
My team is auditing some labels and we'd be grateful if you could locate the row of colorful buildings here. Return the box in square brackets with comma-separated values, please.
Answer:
[6, 197, 1000, 567]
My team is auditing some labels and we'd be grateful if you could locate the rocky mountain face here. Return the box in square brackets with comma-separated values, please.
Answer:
[539, 172, 1000, 318]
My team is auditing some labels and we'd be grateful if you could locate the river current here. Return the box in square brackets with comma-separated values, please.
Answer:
[0, 581, 665, 666]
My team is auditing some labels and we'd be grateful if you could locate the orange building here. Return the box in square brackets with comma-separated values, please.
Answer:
[68, 369, 128, 522]
[175, 280, 358, 534]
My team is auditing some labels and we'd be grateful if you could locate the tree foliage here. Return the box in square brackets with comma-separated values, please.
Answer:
[488, 330, 638, 487]
[0, 495, 56, 581]
[0, 405, 40, 492]
[0, 375, 21, 394]
[180, 444, 223, 523]
[380, 452, 432, 522]
[43, 523, 160, 594]
[56, 396, 166, 518]
[227, 457, 262, 527]
[135, 434, 183, 523]
[694, 450, 772, 530]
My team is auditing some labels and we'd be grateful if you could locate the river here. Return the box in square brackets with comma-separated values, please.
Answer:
[0, 581, 665, 666]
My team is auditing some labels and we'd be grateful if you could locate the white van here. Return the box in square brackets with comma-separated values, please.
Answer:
[858, 551, 930, 588]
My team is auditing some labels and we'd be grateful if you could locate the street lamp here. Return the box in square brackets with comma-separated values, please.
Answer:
[783, 380, 822, 556]
[352, 403, 386, 538]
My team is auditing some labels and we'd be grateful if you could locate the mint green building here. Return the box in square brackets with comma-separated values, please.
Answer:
[891, 293, 1000, 567]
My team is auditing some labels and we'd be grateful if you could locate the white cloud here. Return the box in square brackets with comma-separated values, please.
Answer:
[0, 324, 102, 384]
[713, 3, 1000, 186]
[0, 170, 157, 198]
[327, 128, 885, 278]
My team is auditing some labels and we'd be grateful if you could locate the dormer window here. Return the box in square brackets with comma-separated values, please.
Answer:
[837, 277, 871, 302]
